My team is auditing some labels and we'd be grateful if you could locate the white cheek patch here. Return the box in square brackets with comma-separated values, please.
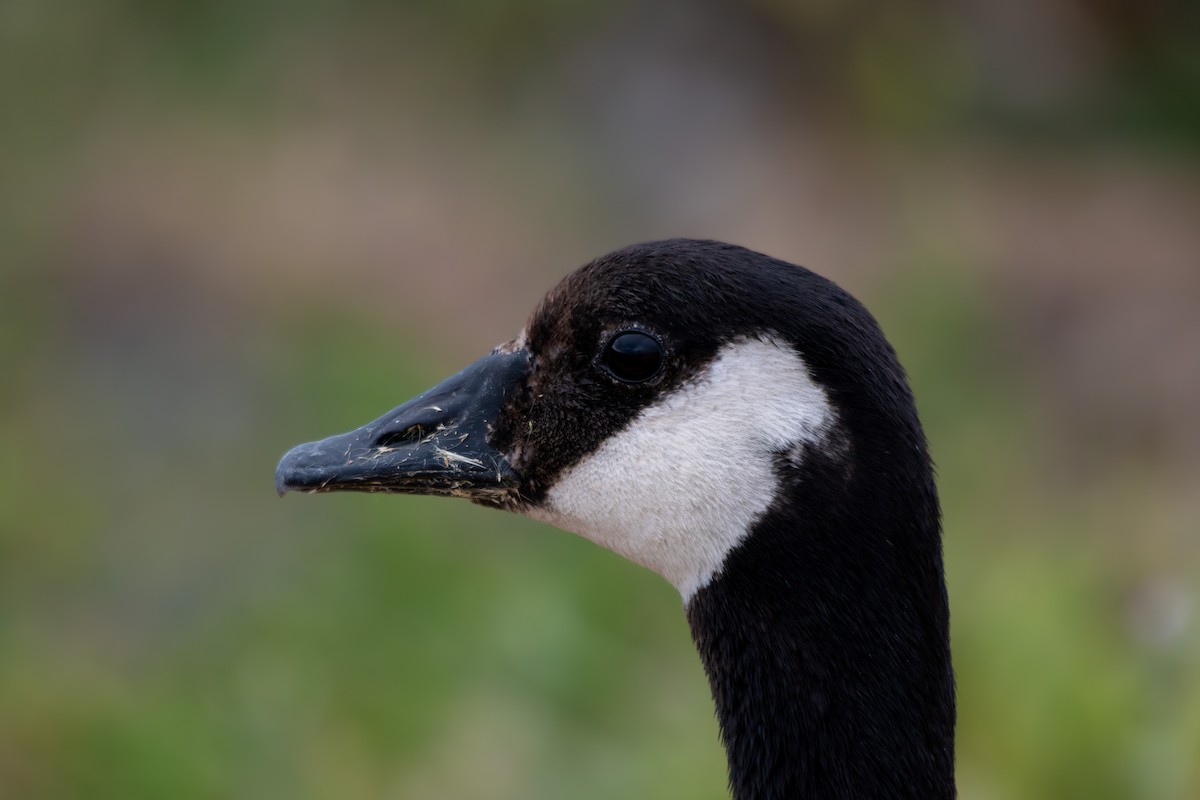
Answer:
[525, 336, 837, 601]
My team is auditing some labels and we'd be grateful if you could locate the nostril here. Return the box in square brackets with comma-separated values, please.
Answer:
[374, 425, 426, 449]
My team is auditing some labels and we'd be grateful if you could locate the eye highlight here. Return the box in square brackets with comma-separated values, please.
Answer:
[601, 331, 663, 383]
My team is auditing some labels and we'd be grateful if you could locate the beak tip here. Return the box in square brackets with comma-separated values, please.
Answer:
[275, 443, 312, 497]
[275, 464, 293, 497]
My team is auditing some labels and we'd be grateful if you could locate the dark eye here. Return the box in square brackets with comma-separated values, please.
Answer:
[602, 331, 663, 383]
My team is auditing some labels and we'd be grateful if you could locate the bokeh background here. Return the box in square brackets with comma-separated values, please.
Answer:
[2, 1, 1198, 798]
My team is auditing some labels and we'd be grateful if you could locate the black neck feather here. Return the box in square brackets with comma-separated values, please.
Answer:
[686, 444, 955, 800]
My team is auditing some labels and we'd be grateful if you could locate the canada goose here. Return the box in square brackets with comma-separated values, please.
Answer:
[276, 239, 955, 799]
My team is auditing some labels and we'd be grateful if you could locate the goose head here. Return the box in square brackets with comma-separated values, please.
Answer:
[276, 238, 954, 799]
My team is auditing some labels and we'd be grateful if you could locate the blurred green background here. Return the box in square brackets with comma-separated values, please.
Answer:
[2, 1, 1198, 798]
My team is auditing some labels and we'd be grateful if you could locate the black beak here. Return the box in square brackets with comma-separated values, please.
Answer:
[275, 349, 529, 504]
